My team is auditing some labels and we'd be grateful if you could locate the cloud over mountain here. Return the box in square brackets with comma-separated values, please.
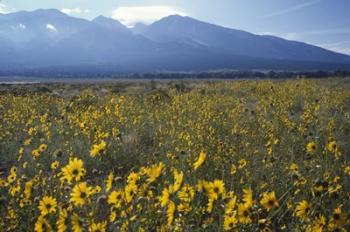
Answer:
[112, 6, 186, 26]
[61, 8, 90, 15]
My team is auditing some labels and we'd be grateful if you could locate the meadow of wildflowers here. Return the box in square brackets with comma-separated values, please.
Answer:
[0, 79, 349, 231]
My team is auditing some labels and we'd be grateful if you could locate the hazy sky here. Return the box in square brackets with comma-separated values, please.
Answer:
[1, 0, 349, 54]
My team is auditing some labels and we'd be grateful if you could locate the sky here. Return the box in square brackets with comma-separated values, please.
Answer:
[1, 0, 349, 55]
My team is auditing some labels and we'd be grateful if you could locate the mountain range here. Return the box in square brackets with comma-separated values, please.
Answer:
[0, 9, 350, 73]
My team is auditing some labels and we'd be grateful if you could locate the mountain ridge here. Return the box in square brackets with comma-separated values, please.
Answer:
[0, 9, 349, 73]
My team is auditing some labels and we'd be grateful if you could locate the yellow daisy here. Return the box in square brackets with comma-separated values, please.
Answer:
[108, 190, 124, 208]
[327, 141, 338, 153]
[38, 196, 57, 216]
[90, 221, 107, 232]
[238, 203, 252, 224]
[167, 201, 176, 226]
[223, 212, 238, 231]
[295, 200, 310, 219]
[159, 187, 171, 207]
[260, 191, 279, 211]
[306, 142, 317, 154]
[124, 183, 137, 203]
[60, 158, 86, 183]
[57, 208, 68, 232]
[34, 216, 52, 232]
[70, 182, 92, 207]
[193, 151, 206, 170]
[72, 213, 83, 232]
[178, 184, 195, 202]
[242, 188, 253, 208]
[146, 162, 164, 184]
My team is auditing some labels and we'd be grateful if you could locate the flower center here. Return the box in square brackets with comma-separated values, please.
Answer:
[243, 210, 249, 217]
[80, 192, 87, 199]
[268, 200, 274, 206]
[72, 169, 79, 176]
[333, 213, 340, 220]
[305, 208, 309, 214]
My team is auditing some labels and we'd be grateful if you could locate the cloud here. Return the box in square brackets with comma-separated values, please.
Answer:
[259, 31, 300, 40]
[283, 32, 301, 40]
[46, 24, 57, 32]
[0, 3, 8, 14]
[259, 32, 278, 36]
[260, 31, 350, 55]
[61, 8, 89, 15]
[112, 6, 186, 26]
[263, 0, 323, 18]
[307, 28, 350, 35]
[260, 27, 350, 41]
[317, 41, 350, 55]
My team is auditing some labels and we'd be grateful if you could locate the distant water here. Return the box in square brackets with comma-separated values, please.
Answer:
[0, 82, 41, 85]
[0, 76, 115, 84]
[0, 76, 41, 84]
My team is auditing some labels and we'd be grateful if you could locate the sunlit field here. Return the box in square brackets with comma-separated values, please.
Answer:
[0, 79, 349, 231]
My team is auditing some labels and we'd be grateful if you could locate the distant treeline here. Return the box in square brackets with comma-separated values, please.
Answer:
[0, 69, 350, 79]
[125, 70, 350, 79]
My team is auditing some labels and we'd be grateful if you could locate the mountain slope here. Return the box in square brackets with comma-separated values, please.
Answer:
[0, 9, 91, 46]
[0, 9, 165, 68]
[139, 15, 350, 64]
[0, 9, 350, 73]
[92, 16, 130, 34]
[131, 22, 148, 35]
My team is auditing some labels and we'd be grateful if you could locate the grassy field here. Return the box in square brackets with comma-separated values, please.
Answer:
[0, 79, 349, 231]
